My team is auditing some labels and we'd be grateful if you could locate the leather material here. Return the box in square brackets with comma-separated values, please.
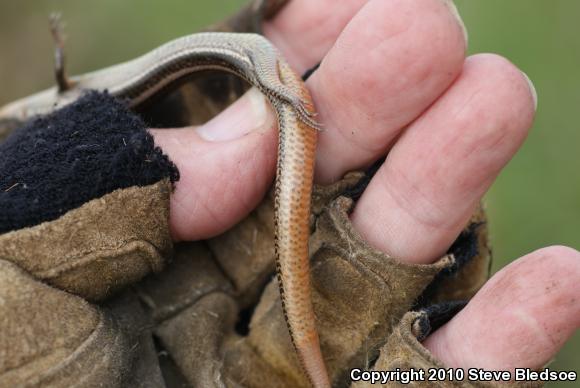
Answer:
[0, 180, 173, 302]
[352, 311, 543, 388]
[0, 1, 540, 387]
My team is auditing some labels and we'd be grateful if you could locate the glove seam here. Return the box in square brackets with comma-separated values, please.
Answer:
[33, 239, 164, 279]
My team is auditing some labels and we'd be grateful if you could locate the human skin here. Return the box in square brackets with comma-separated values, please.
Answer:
[150, 0, 579, 374]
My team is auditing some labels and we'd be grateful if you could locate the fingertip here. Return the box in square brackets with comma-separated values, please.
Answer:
[464, 54, 537, 137]
[350, 53, 538, 264]
[520, 70, 538, 111]
[441, 0, 469, 46]
[424, 245, 580, 372]
[310, 0, 468, 183]
[263, 0, 367, 72]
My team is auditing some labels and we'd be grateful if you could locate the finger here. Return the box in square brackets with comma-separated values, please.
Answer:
[304, 0, 468, 183]
[151, 1, 367, 241]
[152, 0, 364, 241]
[423, 246, 580, 372]
[351, 54, 537, 263]
[263, 0, 368, 73]
[150, 88, 278, 241]
[154, 0, 468, 240]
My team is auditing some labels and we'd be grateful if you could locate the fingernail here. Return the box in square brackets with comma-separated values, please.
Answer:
[196, 87, 271, 141]
[441, 0, 469, 46]
[521, 71, 538, 111]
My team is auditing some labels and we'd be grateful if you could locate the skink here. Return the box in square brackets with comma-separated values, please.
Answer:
[0, 32, 330, 388]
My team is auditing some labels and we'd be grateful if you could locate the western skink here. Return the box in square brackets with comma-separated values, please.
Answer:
[0, 32, 330, 388]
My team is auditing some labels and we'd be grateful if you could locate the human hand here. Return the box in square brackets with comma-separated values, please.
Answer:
[150, 0, 579, 375]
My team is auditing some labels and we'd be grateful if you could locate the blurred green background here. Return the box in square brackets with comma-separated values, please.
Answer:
[0, 0, 577, 385]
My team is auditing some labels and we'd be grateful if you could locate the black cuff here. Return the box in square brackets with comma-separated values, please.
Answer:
[0, 91, 179, 234]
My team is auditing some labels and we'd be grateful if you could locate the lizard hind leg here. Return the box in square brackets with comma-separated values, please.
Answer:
[269, 59, 324, 131]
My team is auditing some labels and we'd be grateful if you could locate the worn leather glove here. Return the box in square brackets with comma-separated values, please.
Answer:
[138, 172, 493, 388]
[0, 93, 494, 387]
[0, 1, 543, 387]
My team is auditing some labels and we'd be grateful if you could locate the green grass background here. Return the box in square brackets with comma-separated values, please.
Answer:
[0, 1, 577, 385]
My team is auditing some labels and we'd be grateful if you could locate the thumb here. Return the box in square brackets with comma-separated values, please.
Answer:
[149, 88, 278, 242]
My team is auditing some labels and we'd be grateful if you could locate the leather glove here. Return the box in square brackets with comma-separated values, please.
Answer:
[0, 1, 542, 387]
[139, 173, 493, 388]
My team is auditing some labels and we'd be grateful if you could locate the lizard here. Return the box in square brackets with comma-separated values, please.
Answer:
[0, 31, 331, 388]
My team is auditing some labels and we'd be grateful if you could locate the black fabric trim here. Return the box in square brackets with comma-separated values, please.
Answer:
[0, 91, 179, 234]
[413, 221, 483, 309]
[444, 222, 483, 275]
[302, 62, 321, 81]
[414, 301, 468, 341]
[342, 157, 385, 201]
